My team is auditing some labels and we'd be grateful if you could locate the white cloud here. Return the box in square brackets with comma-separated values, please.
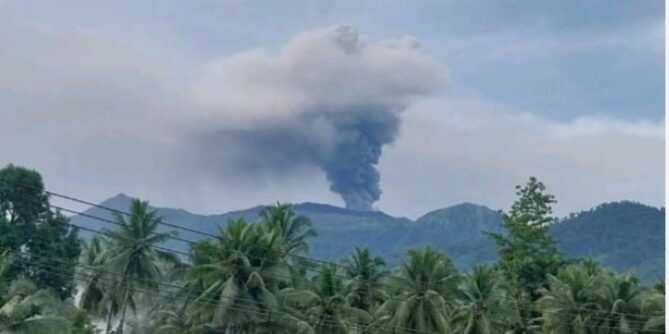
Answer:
[378, 97, 664, 218]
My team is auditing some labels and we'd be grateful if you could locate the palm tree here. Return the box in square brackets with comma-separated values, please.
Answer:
[593, 271, 645, 334]
[342, 247, 387, 312]
[376, 246, 458, 334]
[152, 305, 220, 334]
[258, 203, 316, 296]
[0, 251, 12, 297]
[187, 219, 290, 333]
[0, 278, 67, 333]
[536, 264, 600, 334]
[283, 264, 367, 334]
[77, 236, 107, 317]
[102, 198, 176, 334]
[503, 295, 542, 334]
[451, 265, 508, 334]
[641, 280, 664, 333]
[258, 203, 316, 257]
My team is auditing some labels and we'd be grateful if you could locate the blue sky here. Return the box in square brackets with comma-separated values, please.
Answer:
[0, 0, 664, 217]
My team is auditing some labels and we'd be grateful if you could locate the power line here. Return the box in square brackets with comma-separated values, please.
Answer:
[37, 189, 412, 285]
[0, 192, 662, 332]
[47, 192, 668, 320]
[8, 183, 397, 279]
[10, 252, 660, 333]
[43, 188, 397, 270]
[4, 250, 442, 334]
[55, 204, 419, 303]
[0, 190, 421, 309]
[0, 183, 664, 321]
[64, 212, 669, 325]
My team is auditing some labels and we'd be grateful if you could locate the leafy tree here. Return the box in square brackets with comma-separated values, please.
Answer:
[102, 199, 176, 334]
[0, 169, 663, 334]
[376, 246, 458, 334]
[26, 211, 81, 299]
[0, 165, 47, 248]
[0, 165, 81, 298]
[0, 278, 67, 334]
[486, 177, 565, 298]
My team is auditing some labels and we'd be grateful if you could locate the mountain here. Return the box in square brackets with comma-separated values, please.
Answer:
[69, 195, 664, 279]
[72, 194, 412, 260]
[551, 201, 665, 279]
[405, 203, 503, 267]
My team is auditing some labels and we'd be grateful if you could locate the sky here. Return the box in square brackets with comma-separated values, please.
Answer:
[0, 0, 664, 219]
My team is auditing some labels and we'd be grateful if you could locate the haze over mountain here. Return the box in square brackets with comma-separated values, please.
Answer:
[71, 194, 664, 279]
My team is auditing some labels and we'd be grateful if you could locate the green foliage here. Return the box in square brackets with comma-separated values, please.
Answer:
[258, 203, 317, 257]
[70, 194, 664, 280]
[72, 188, 669, 334]
[0, 165, 48, 235]
[186, 218, 290, 333]
[451, 265, 510, 334]
[0, 164, 81, 299]
[551, 202, 665, 280]
[101, 199, 176, 333]
[486, 177, 565, 299]
[77, 236, 107, 317]
[0, 277, 68, 334]
[536, 264, 602, 333]
[342, 247, 387, 312]
[64, 307, 99, 334]
[0, 167, 664, 334]
[26, 212, 81, 299]
[288, 264, 366, 334]
[376, 246, 458, 334]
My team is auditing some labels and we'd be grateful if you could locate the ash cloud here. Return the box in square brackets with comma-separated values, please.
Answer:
[190, 25, 443, 210]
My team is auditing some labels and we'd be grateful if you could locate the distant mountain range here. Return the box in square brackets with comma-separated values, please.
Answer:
[71, 194, 665, 279]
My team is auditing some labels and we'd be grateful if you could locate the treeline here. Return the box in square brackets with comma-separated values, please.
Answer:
[0, 165, 664, 334]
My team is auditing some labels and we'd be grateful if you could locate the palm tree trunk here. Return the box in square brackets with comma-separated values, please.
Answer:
[105, 306, 114, 334]
[117, 285, 130, 334]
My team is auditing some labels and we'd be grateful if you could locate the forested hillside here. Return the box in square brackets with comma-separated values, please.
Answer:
[1, 166, 665, 333]
[73, 195, 665, 279]
[551, 201, 665, 279]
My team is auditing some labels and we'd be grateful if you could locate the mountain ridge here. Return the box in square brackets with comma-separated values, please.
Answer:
[71, 193, 664, 279]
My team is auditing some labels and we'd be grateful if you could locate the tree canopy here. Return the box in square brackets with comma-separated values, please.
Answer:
[0, 165, 663, 334]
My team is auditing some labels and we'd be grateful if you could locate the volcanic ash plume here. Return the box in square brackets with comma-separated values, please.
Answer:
[190, 25, 443, 210]
[320, 108, 399, 211]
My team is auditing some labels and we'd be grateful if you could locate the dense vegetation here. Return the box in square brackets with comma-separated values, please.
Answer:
[73, 195, 664, 280]
[0, 165, 664, 333]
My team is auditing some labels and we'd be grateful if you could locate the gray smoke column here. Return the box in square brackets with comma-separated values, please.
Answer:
[190, 25, 442, 210]
[320, 108, 399, 210]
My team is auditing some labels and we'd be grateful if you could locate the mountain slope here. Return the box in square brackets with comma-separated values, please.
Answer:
[218, 202, 412, 262]
[551, 201, 665, 279]
[69, 195, 664, 279]
[401, 203, 503, 267]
